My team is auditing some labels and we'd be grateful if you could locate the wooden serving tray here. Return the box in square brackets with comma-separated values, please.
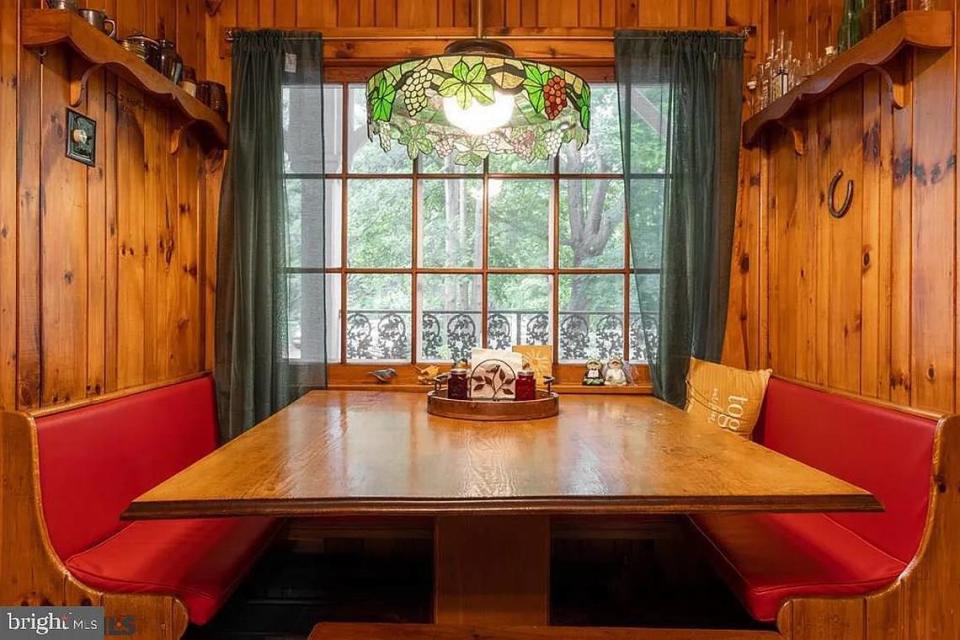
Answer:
[427, 390, 559, 421]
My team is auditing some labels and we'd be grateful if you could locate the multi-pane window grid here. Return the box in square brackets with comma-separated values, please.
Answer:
[284, 82, 662, 365]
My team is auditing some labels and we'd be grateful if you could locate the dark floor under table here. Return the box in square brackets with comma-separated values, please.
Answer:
[186, 526, 763, 640]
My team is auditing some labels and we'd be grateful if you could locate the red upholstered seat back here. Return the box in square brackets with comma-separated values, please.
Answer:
[35, 376, 218, 560]
[754, 378, 936, 564]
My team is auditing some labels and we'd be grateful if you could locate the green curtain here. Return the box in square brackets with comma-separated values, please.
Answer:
[616, 31, 744, 406]
[215, 31, 326, 441]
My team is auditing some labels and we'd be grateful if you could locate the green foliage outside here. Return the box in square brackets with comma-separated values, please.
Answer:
[283, 83, 667, 361]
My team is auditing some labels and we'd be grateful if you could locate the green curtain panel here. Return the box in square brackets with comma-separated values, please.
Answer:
[215, 31, 326, 441]
[616, 31, 744, 406]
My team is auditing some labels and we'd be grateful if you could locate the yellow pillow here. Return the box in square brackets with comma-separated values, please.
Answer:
[685, 358, 772, 438]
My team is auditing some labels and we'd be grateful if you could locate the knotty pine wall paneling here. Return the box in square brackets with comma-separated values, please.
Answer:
[1, 0, 20, 411]
[721, 0, 767, 373]
[735, 0, 960, 415]
[1, 0, 211, 411]
[209, 1, 742, 40]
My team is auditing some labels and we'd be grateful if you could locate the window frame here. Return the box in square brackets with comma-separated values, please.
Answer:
[284, 69, 659, 389]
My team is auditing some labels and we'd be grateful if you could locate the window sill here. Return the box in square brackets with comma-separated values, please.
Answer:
[322, 362, 652, 393]
[325, 382, 652, 395]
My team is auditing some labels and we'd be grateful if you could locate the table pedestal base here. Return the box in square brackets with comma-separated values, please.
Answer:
[434, 515, 550, 625]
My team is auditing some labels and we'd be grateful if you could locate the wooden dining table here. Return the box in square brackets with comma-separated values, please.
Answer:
[125, 391, 879, 626]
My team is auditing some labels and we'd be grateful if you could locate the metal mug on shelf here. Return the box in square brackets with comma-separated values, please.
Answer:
[197, 81, 228, 118]
[195, 81, 211, 106]
[46, 0, 78, 10]
[207, 82, 228, 118]
[180, 66, 198, 97]
[78, 9, 117, 39]
[120, 34, 160, 70]
[157, 39, 183, 84]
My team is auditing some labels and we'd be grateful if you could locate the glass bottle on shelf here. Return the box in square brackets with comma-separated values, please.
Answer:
[802, 51, 816, 81]
[746, 72, 759, 114]
[879, 0, 905, 28]
[860, 0, 878, 38]
[837, 0, 864, 51]
[821, 45, 838, 70]
[765, 41, 779, 103]
[777, 39, 792, 97]
[758, 60, 770, 109]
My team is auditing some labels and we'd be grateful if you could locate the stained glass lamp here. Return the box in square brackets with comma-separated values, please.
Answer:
[366, 40, 591, 167]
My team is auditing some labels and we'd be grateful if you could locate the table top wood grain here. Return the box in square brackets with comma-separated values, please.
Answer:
[124, 391, 880, 519]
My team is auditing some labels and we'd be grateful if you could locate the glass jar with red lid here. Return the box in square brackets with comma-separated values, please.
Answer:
[515, 369, 536, 401]
[447, 368, 469, 400]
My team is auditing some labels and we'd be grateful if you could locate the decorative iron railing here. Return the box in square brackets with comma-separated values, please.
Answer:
[326, 310, 656, 362]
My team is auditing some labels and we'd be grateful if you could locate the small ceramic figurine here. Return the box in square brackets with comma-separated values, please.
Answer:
[415, 364, 440, 385]
[604, 356, 629, 386]
[368, 368, 397, 384]
[582, 358, 605, 386]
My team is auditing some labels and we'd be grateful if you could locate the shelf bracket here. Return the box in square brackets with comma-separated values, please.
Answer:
[773, 119, 806, 155]
[170, 119, 200, 154]
[877, 61, 907, 109]
[68, 58, 104, 108]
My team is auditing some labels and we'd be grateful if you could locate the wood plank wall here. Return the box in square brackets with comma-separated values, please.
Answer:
[205, 0, 738, 30]
[723, 0, 960, 415]
[0, 0, 211, 411]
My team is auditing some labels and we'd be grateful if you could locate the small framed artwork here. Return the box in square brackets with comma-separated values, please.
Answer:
[65, 109, 97, 166]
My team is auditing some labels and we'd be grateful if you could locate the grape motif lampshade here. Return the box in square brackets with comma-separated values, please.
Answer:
[366, 40, 591, 168]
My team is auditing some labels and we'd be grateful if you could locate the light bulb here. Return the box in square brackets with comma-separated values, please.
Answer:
[443, 91, 514, 136]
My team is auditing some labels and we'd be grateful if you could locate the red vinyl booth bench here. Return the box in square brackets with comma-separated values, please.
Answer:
[690, 377, 944, 627]
[0, 375, 279, 635]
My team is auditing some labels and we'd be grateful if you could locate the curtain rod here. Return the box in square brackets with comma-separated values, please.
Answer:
[224, 26, 755, 43]
[615, 29, 752, 40]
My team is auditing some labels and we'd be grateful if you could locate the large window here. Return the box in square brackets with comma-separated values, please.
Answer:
[284, 82, 664, 365]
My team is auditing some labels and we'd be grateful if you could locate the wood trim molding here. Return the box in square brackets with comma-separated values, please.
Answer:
[0, 411, 190, 639]
[27, 371, 211, 419]
[771, 373, 946, 422]
[218, 26, 617, 62]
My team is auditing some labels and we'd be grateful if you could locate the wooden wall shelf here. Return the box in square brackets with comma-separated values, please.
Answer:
[21, 9, 228, 154]
[743, 10, 953, 152]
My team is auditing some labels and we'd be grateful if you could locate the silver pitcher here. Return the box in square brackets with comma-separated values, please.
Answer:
[79, 9, 117, 39]
[46, 0, 79, 11]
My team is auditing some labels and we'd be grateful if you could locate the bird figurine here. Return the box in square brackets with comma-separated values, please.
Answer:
[415, 364, 440, 385]
[368, 368, 398, 384]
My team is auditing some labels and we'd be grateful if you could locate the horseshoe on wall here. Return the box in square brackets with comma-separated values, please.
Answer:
[828, 170, 854, 219]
